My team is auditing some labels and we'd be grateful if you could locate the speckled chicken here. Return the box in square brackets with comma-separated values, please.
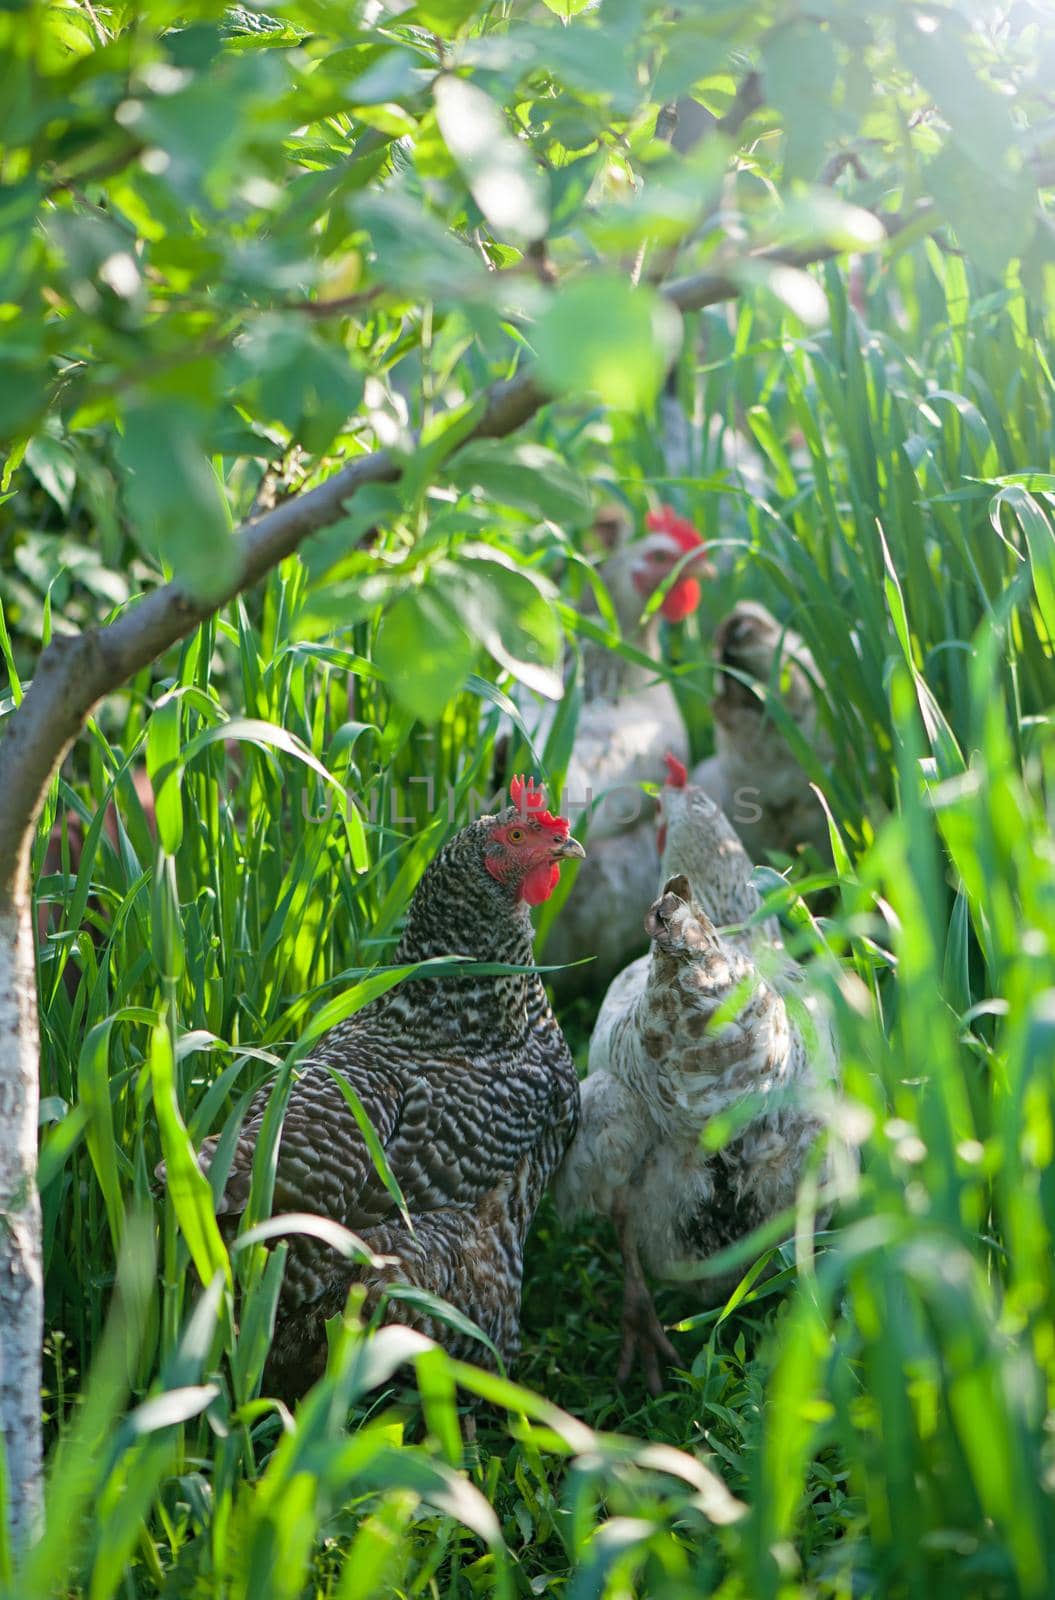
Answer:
[179, 778, 584, 1400]
[554, 758, 838, 1392]
[543, 505, 712, 1000]
[693, 600, 833, 863]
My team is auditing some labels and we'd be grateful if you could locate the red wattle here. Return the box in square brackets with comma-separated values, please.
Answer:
[520, 862, 561, 905]
[661, 577, 700, 623]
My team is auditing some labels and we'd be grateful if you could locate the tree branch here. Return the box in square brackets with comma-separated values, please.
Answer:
[664, 204, 934, 311]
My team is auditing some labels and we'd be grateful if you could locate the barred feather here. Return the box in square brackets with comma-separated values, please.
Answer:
[196, 807, 580, 1395]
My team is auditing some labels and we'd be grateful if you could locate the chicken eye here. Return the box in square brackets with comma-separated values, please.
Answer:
[508, 827, 526, 844]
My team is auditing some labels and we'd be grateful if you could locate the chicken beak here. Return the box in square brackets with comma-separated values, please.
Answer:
[687, 547, 716, 579]
[553, 835, 586, 861]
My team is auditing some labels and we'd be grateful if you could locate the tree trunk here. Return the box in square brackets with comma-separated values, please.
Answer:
[0, 866, 43, 1553]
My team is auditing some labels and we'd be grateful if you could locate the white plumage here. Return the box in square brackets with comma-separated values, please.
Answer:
[542, 506, 711, 999]
[555, 767, 840, 1392]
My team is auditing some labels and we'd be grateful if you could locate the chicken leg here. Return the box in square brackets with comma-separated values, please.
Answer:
[612, 1191, 679, 1397]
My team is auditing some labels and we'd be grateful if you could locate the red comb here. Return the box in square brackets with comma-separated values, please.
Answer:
[646, 505, 705, 554]
[664, 752, 688, 788]
[509, 775, 569, 833]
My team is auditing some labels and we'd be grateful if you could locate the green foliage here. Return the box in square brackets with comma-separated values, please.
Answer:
[6, 0, 1055, 1596]
[10, 237, 1055, 1597]
[4, 0, 1052, 640]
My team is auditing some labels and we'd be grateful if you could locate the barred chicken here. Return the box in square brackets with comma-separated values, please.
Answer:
[693, 600, 833, 864]
[172, 778, 584, 1400]
[543, 505, 712, 1000]
[555, 757, 838, 1393]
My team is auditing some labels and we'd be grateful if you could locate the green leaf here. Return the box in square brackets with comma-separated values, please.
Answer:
[233, 316, 365, 455]
[407, 0, 481, 34]
[446, 440, 592, 524]
[434, 548, 563, 699]
[320, 1065, 415, 1234]
[928, 146, 1035, 278]
[531, 273, 682, 412]
[125, 1384, 220, 1436]
[761, 22, 840, 181]
[435, 74, 549, 244]
[541, 0, 594, 15]
[233, 1213, 386, 1266]
[991, 486, 1055, 642]
[117, 402, 237, 602]
[77, 1021, 124, 1256]
[732, 257, 828, 327]
[374, 588, 476, 723]
[382, 1286, 501, 1366]
[897, 9, 1015, 178]
[151, 1021, 232, 1292]
[146, 693, 184, 854]
[764, 190, 886, 253]
[24, 434, 76, 515]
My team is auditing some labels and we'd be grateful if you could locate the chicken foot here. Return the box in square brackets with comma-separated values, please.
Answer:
[612, 1191, 679, 1397]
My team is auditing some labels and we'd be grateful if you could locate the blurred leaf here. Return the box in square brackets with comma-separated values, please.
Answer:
[116, 402, 237, 602]
[586, 143, 728, 251]
[434, 548, 563, 698]
[24, 434, 76, 515]
[146, 694, 184, 854]
[446, 440, 592, 524]
[408, 0, 481, 34]
[233, 316, 365, 454]
[761, 22, 840, 181]
[764, 190, 886, 253]
[125, 1383, 220, 1436]
[375, 587, 476, 723]
[928, 145, 1035, 277]
[355, 190, 490, 299]
[732, 258, 828, 327]
[898, 9, 1016, 177]
[532, 273, 682, 411]
[990, 485, 1055, 640]
[435, 74, 549, 244]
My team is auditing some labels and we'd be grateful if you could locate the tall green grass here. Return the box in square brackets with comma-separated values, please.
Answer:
[11, 242, 1055, 1597]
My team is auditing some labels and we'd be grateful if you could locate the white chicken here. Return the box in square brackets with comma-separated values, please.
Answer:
[554, 756, 839, 1392]
[692, 600, 833, 864]
[541, 505, 712, 1000]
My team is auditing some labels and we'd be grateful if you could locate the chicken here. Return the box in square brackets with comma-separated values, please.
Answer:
[541, 505, 712, 1000]
[692, 600, 833, 864]
[554, 757, 838, 1393]
[560, 503, 711, 837]
[172, 777, 585, 1400]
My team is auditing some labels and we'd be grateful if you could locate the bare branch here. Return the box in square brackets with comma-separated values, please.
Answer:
[664, 204, 935, 311]
[717, 72, 763, 140]
[819, 150, 872, 187]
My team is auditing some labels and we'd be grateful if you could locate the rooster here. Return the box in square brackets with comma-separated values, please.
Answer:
[543, 505, 712, 999]
[692, 600, 832, 864]
[168, 778, 585, 1400]
[554, 757, 838, 1393]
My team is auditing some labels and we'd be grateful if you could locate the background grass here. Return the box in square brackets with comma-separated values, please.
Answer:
[9, 237, 1055, 1598]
